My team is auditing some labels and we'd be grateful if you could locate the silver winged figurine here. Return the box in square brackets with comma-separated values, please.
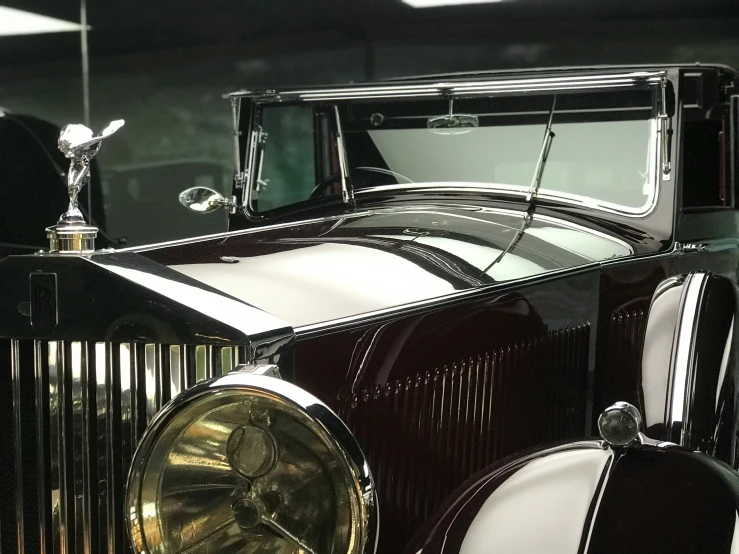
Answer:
[57, 119, 125, 224]
[46, 119, 124, 253]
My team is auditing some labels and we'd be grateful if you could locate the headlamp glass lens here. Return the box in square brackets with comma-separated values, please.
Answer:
[130, 387, 366, 554]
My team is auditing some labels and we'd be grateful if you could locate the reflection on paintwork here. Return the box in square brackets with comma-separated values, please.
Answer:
[414, 235, 547, 280]
[459, 449, 611, 554]
[525, 227, 630, 261]
[641, 283, 682, 429]
[412, 438, 739, 554]
[640, 271, 739, 463]
[173, 243, 456, 328]
[164, 207, 633, 328]
[99, 263, 291, 340]
[732, 514, 739, 554]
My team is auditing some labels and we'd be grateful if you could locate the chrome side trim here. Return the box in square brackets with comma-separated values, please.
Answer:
[666, 272, 707, 440]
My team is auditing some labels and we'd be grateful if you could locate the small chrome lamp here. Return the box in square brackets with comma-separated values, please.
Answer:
[598, 401, 643, 448]
[46, 119, 124, 253]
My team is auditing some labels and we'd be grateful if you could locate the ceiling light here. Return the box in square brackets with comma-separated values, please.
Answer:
[402, 0, 505, 7]
[0, 6, 87, 36]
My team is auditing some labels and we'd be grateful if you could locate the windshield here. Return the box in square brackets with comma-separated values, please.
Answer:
[250, 89, 657, 215]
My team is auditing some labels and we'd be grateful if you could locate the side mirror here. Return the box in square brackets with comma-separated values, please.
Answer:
[178, 187, 237, 215]
[641, 270, 739, 465]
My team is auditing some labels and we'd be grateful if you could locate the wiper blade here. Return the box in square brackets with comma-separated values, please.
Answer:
[481, 96, 557, 277]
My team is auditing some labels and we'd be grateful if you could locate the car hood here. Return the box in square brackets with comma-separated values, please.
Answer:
[139, 205, 633, 328]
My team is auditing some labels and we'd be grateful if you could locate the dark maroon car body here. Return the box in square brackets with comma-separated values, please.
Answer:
[4, 64, 739, 554]
[136, 64, 739, 552]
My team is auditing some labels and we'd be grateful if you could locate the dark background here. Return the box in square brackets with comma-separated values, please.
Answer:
[2, 0, 739, 245]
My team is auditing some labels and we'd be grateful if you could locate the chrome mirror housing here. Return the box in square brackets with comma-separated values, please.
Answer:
[179, 186, 238, 214]
[641, 270, 739, 465]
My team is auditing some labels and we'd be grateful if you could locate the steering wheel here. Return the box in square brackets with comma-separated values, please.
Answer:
[310, 167, 414, 198]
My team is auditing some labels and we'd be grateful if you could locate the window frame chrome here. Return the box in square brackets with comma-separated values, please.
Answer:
[231, 70, 673, 221]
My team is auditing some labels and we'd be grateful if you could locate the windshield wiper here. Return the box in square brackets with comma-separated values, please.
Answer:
[527, 95, 557, 202]
[480, 95, 557, 277]
[334, 105, 356, 207]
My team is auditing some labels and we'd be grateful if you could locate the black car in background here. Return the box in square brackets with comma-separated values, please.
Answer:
[0, 109, 107, 254]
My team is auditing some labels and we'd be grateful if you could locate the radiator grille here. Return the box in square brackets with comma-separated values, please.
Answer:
[341, 323, 591, 551]
[2, 340, 244, 554]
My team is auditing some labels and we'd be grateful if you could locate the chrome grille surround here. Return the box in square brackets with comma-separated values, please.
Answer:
[4, 340, 246, 554]
[0, 251, 294, 554]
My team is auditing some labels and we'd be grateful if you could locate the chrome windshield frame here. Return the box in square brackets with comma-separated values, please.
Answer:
[230, 70, 670, 220]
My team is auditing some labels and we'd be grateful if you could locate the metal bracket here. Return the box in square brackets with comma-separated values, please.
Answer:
[676, 242, 707, 253]
[233, 364, 282, 379]
[658, 76, 672, 177]
[234, 171, 247, 190]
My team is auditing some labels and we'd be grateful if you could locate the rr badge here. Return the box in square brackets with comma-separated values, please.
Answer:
[30, 273, 58, 326]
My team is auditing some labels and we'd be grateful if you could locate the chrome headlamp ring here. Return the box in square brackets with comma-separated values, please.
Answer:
[126, 371, 378, 554]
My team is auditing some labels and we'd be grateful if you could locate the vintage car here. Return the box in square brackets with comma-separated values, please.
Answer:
[2, 63, 739, 554]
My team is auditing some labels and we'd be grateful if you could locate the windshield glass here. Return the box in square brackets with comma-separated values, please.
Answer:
[250, 89, 657, 215]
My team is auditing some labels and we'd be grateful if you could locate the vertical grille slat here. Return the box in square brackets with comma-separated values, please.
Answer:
[143, 344, 158, 424]
[47, 341, 64, 554]
[4, 340, 240, 554]
[35, 341, 51, 554]
[94, 342, 110, 554]
[346, 323, 592, 553]
[11, 339, 25, 554]
[169, 346, 182, 399]
[69, 341, 93, 554]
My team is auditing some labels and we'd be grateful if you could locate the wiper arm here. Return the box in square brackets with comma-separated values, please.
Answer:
[481, 96, 557, 277]
[333, 105, 356, 207]
[527, 95, 557, 202]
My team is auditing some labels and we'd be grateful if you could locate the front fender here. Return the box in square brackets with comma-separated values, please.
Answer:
[405, 438, 739, 554]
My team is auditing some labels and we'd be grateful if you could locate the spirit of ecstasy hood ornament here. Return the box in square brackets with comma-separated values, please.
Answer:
[46, 119, 124, 253]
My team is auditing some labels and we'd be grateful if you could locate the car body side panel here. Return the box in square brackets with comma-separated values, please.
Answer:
[290, 268, 600, 552]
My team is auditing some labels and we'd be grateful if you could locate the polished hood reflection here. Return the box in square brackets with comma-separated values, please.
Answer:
[143, 206, 634, 327]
